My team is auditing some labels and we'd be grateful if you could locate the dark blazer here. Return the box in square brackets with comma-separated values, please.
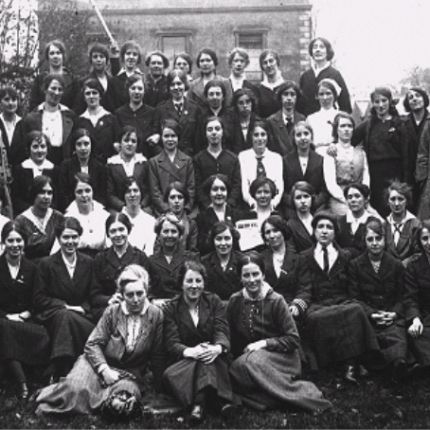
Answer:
[267, 110, 306, 156]
[153, 98, 202, 156]
[188, 75, 233, 109]
[254, 83, 283, 119]
[349, 251, 404, 317]
[0, 116, 21, 155]
[148, 150, 195, 215]
[33, 251, 94, 322]
[144, 75, 170, 108]
[336, 215, 368, 259]
[58, 155, 107, 211]
[385, 217, 421, 263]
[10, 108, 76, 166]
[286, 216, 314, 254]
[163, 291, 230, 361]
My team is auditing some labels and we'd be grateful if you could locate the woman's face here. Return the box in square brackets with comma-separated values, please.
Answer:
[48, 44, 63, 68]
[169, 75, 185, 100]
[4, 230, 25, 260]
[174, 57, 190, 74]
[128, 79, 144, 104]
[388, 190, 407, 216]
[263, 222, 285, 250]
[346, 187, 366, 215]
[210, 178, 228, 206]
[148, 54, 164, 78]
[317, 85, 335, 109]
[365, 228, 385, 258]
[311, 39, 328, 62]
[167, 189, 185, 215]
[231, 53, 247, 75]
[45, 79, 64, 106]
[314, 219, 335, 246]
[162, 127, 178, 152]
[74, 181, 93, 206]
[124, 182, 141, 207]
[182, 269, 204, 303]
[59, 227, 80, 256]
[372, 94, 390, 118]
[207, 86, 223, 110]
[120, 132, 138, 157]
[108, 221, 129, 249]
[261, 53, 278, 78]
[83, 86, 101, 109]
[34, 183, 53, 211]
[294, 189, 312, 214]
[337, 117, 354, 143]
[124, 48, 139, 70]
[30, 138, 48, 164]
[159, 220, 180, 249]
[236, 94, 252, 117]
[294, 124, 312, 151]
[255, 183, 273, 209]
[198, 53, 216, 74]
[252, 126, 268, 155]
[206, 119, 223, 146]
[214, 228, 233, 257]
[123, 280, 146, 314]
[75, 135, 91, 160]
[420, 228, 430, 256]
[281, 88, 297, 111]
[241, 262, 264, 297]
[407, 90, 425, 112]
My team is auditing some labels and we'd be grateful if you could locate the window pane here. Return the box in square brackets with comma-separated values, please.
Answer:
[238, 33, 263, 50]
[162, 36, 187, 66]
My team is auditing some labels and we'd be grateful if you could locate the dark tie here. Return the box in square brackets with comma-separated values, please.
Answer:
[175, 103, 183, 116]
[322, 245, 329, 273]
[393, 223, 402, 247]
[256, 156, 266, 179]
[285, 117, 293, 134]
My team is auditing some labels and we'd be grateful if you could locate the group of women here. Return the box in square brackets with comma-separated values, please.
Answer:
[1, 34, 430, 421]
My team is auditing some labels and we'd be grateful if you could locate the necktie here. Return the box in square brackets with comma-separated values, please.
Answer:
[322, 245, 329, 273]
[256, 156, 266, 179]
[175, 102, 183, 116]
[393, 223, 402, 247]
[285, 117, 293, 134]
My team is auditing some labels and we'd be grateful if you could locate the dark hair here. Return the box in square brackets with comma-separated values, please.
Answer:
[154, 213, 184, 236]
[161, 118, 180, 138]
[259, 49, 280, 70]
[370, 87, 399, 118]
[311, 210, 338, 235]
[29, 175, 53, 203]
[233, 88, 258, 112]
[290, 181, 316, 211]
[166, 69, 189, 91]
[174, 52, 193, 74]
[82, 77, 104, 96]
[44, 40, 66, 61]
[308, 37, 335, 61]
[119, 125, 140, 147]
[261, 214, 292, 243]
[145, 50, 169, 69]
[177, 259, 207, 289]
[364, 217, 385, 238]
[43, 74, 65, 92]
[343, 182, 370, 200]
[276, 80, 301, 104]
[120, 40, 142, 64]
[26, 130, 51, 151]
[204, 79, 227, 99]
[208, 221, 240, 252]
[0, 86, 18, 101]
[403, 87, 430, 112]
[205, 115, 224, 131]
[123, 177, 142, 199]
[416, 220, 430, 253]
[250, 120, 274, 150]
[318, 79, 338, 101]
[105, 212, 132, 235]
[56, 216, 83, 238]
[89, 42, 109, 63]
[73, 172, 93, 192]
[73, 128, 92, 149]
[228, 47, 250, 66]
[238, 251, 265, 276]
[249, 177, 277, 199]
[125, 73, 145, 91]
[332, 112, 355, 142]
[197, 48, 218, 68]
[385, 180, 413, 207]
[1, 221, 27, 245]
[163, 181, 189, 205]
[202, 173, 231, 197]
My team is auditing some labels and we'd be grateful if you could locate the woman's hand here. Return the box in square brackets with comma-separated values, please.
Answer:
[289, 305, 300, 318]
[6, 313, 24, 322]
[183, 344, 207, 360]
[408, 317, 424, 338]
[101, 367, 121, 385]
[147, 134, 160, 147]
[244, 340, 267, 353]
[65, 305, 85, 315]
[108, 293, 123, 306]
[196, 344, 223, 364]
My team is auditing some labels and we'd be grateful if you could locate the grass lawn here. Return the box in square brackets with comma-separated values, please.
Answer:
[1, 367, 429, 429]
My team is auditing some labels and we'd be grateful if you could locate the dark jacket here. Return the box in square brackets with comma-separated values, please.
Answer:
[286, 216, 315, 255]
[144, 75, 170, 108]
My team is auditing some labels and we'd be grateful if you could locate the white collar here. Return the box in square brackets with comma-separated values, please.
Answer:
[346, 210, 373, 225]
[37, 103, 69, 112]
[107, 153, 147, 165]
[0, 112, 21, 123]
[315, 242, 336, 254]
[387, 210, 416, 226]
[261, 71, 284, 90]
[21, 207, 53, 227]
[80, 107, 109, 121]
[121, 299, 149, 316]
[21, 158, 54, 170]
[311, 60, 331, 77]
[242, 281, 272, 301]
[66, 199, 106, 215]
[117, 67, 144, 77]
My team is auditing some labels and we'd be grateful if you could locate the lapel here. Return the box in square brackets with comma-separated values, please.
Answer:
[52, 251, 74, 282]
[165, 99, 180, 121]
[62, 111, 74, 145]
[290, 154, 305, 180]
[157, 151, 187, 179]
[305, 151, 320, 180]
[291, 218, 313, 242]
[116, 305, 128, 343]
[177, 296, 199, 334]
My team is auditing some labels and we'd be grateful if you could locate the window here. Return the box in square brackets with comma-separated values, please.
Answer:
[235, 30, 267, 81]
[157, 32, 192, 68]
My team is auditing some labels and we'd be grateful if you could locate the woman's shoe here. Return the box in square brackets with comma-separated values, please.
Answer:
[19, 382, 29, 400]
[189, 404, 204, 424]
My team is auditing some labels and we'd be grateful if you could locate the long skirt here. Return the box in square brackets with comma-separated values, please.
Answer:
[36, 355, 140, 416]
[229, 349, 331, 412]
[373, 322, 408, 367]
[45, 309, 94, 360]
[163, 356, 234, 407]
[408, 315, 430, 366]
[303, 302, 380, 369]
[0, 318, 49, 365]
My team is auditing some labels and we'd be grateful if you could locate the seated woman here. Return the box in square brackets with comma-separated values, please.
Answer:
[282, 122, 327, 218]
[337, 183, 382, 259]
[106, 125, 150, 212]
[238, 120, 283, 210]
[15, 175, 64, 261]
[404, 220, 430, 370]
[92, 213, 151, 322]
[148, 119, 195, 217]
[384, 181, 421, 266]
[227, 252, 331, 412]
[163, 260, 236, 423]
[149, 214, 198, 303]
[36, 264, 164, 418]
[121, 178, 156, 255]
[286, 181, 315, 255]
[33, 217, 95, 380]
[0, 221, 50, 399]
[12, 130, 59, 214]
[58, 128, 106, 211]
[201, 221, 243, 301]
[323, 112, 370, 216]
[349, 218, 408, 374]
[296, 211, 380, 381]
